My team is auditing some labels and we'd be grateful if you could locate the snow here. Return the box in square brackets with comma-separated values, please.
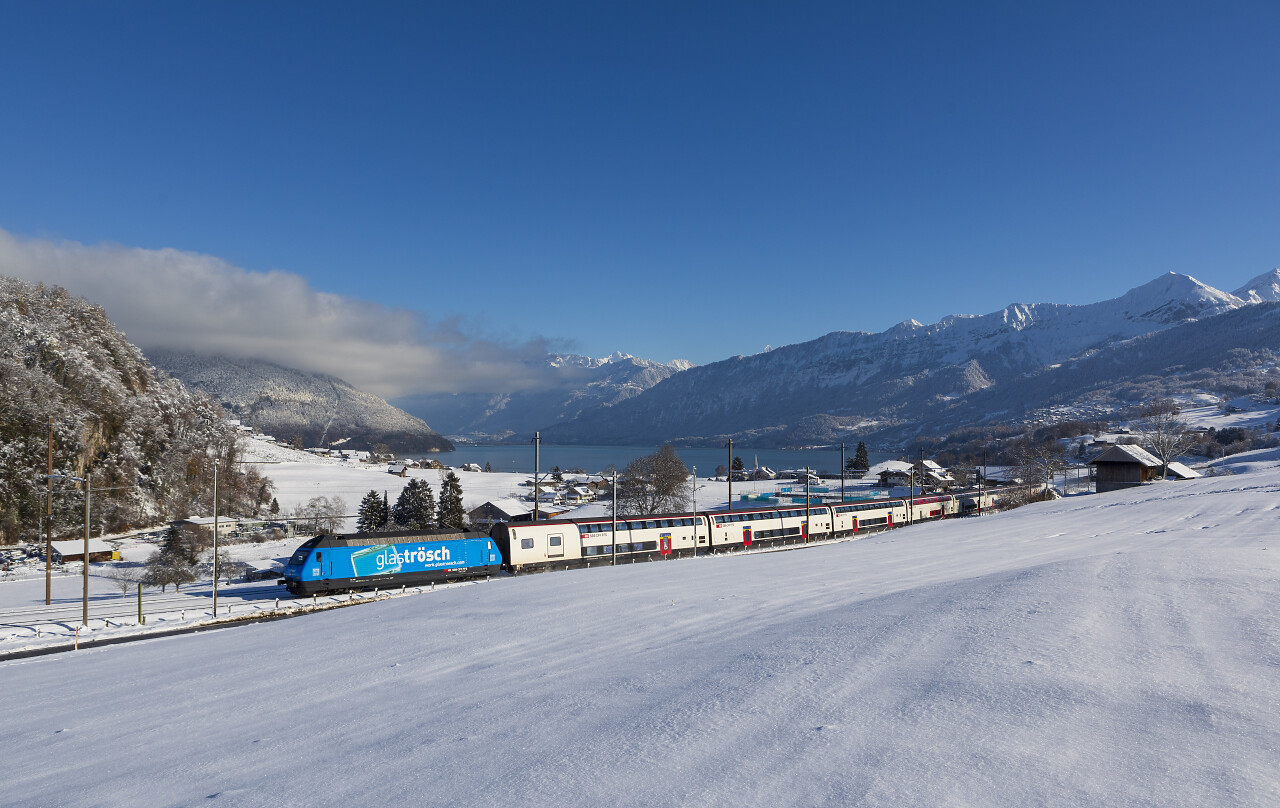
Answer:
[3, 450, 1280, 806]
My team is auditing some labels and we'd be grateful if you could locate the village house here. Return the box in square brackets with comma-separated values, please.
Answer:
[468, 499, 533, 530]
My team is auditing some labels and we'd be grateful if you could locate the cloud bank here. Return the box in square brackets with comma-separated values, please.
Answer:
[0, 228, 555, 399]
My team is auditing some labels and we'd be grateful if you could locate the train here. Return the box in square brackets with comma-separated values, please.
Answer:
[279, 489, 1002, 594]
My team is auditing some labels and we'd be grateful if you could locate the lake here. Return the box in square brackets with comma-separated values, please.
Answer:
[424, 444, 896, 478]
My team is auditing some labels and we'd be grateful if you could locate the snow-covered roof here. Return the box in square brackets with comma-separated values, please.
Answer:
[469, 499, 531, 517]
[1088, 445, 1162, 467]
[1165, 462, 1203, 480]
[51, 539, 114, 556]
[868, 460, 913, 475]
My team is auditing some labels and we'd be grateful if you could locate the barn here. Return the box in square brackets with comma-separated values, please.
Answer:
[49, 539, 118, 563]
[1088, 445, 1163, 493]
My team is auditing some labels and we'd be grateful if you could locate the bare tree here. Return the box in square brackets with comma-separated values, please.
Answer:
[614, 446, 692, 516]
[1006, 436, 1068, 499]
[1137, 406, 1195, 479]
[104, 566, 142, 600]
[293, 495, 349, 534]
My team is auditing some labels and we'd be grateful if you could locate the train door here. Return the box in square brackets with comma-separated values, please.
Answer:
[743, 525, 752, 546]
[547, 534, 564, 559]
[660, 533, 672, 556]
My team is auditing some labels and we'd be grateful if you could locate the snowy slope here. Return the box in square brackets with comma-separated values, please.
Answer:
[4, 455, 1279, 806]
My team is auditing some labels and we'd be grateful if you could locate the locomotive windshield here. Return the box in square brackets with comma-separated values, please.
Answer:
[288, 540, 319, 565]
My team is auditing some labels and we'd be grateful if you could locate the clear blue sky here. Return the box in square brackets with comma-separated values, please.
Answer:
[3, 1, 1278, 367]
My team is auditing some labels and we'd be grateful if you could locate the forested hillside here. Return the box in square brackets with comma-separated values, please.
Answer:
[0, 278, 271, 543]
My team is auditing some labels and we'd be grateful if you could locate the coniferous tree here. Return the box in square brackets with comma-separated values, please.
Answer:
[853, 441, 871, 471]
[437, 471, 466, 529]
[357, 490, 387, 533]
[392, 478, 435, 529]
[731, 456, 745, 472]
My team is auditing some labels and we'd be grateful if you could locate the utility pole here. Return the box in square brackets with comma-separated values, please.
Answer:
[691, 466, 697, 554]
[804, 468, 811, 543]
[840, 442, 846, 503]
[532, 432, 541, 524]
[213, 458, 219, 617]
[82, 467, 90, 626]
[610, 471, 617, 566]
[726, 438, 733, 512]
[46, 418, 52, 605]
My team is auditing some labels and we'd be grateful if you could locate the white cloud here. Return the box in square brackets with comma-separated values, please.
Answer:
[0, 228, 555, 398]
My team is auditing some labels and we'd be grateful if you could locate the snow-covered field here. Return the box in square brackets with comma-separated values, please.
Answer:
[3, 447, 1278, 805]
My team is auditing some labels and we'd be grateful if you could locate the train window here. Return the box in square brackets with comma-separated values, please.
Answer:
[550, 536, 562, 547]
[520, 539, 534, 549]
[315, 552, 321, 562]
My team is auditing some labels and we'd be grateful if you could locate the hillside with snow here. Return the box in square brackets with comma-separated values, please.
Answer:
[544, 271, 1280, 447]
[394, 351, 693, 442]
[149, 350, 453, 454]
[4, 450, 1278, 806]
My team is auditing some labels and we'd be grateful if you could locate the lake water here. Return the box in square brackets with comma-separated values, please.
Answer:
[425, 444, 895, 478]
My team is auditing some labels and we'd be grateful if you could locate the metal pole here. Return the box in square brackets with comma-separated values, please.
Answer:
[691, 466, 697, 554]
[840, 443, 846, 503]
[611, 471, 617, 566]
[726, 438, 733, 512]
[82, 467, 90, 626]
[213, 458, 219, 616]
[804, 468, 811, 543]
[532, 432, 540, 524]
[46, 418, 52, 605]
[978, 451, 984, 517]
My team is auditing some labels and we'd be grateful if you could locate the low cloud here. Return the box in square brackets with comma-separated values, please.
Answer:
[0, 228, 555, 398]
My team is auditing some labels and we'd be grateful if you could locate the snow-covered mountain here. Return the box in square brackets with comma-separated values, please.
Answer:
[148, 351, 453, 454]
[394, 352, 693, 442]
[1234, 268, 1280, 303]
[542, 272, 1276, 447]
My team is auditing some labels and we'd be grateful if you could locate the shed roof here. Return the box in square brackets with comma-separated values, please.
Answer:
[51, 539, 114, 556]
[1165, 462, 1203, 479]
[1088, 444, 1161, 467]
[469, 499, 531, 518]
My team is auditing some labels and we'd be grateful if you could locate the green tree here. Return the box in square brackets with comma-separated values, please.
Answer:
[392, 478, 435, 529]
[731, 456, 745, 472]
[269, 497, 280, 517]
[853, 441, 870, 471]
[145, 524, 202, 592]
[357, 490, 388, 533]
[437, 471, 466, 529]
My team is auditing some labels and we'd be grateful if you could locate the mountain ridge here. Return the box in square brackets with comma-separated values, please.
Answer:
[147, 350, 454, 454]
[539, 271, 1278, 447]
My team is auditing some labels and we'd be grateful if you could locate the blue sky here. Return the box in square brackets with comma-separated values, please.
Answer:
[2, 1, 1278, 385]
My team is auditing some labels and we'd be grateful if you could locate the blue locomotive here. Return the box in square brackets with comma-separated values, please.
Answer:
[281, 528, 502, 596]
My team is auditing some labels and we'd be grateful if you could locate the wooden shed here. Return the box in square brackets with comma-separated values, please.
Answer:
[1088, 445, 1162, 493]
[49, 539, 118, 563]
